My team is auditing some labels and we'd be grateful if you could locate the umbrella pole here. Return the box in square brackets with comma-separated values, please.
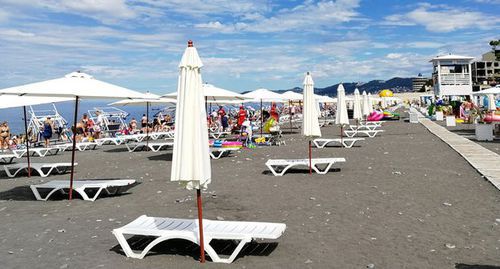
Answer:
[69, 96, 79, 200]
[260, 99, 263, 137]
[340, 125, 343, 148]
[196, 189, 206, 263]
[23, 106, 31, 178]
[308, 140, 312, 175]
[146, 102, 149, 151]
[289, 100, 292, 133]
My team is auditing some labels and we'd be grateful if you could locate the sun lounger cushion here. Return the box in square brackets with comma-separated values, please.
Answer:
[112, 215, 286, 263]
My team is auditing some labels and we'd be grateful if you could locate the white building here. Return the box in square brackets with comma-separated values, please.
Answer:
[430, 54, 474, 97]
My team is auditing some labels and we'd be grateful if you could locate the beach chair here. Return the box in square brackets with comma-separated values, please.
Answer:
[13, 147, 61, 157]
[95, 137, 125, 146]
[55, 142, 99, 152]
[125, 142, 174, 152]
[112, 215, 286, 263]
[348, 124, 379, 131]
[209, 131, 231, 139]
[362, 121, 385, 127]
[149, 131, 174, 140]
[313, 138, 365, 148]
[265, 158, 346, 176]
[209, 147, 240, 159]
[30, 179, 136, 201]
[344, 130, 384, 138]
[3, 162, 76, 178]
[0, 153, 17, 164]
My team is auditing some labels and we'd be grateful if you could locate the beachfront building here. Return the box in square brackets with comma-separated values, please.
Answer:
[430, 54, 474, 97]
[412, 73, 431, 92]
[472, 51, 500, 87]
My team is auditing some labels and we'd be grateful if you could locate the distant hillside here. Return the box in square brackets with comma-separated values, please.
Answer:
[277, 77, 413, 96]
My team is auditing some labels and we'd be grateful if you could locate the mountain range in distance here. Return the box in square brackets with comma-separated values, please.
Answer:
[276, 77, 414, 96]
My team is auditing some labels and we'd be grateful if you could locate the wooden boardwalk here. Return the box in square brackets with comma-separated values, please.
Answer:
[419, 117, 500, 191]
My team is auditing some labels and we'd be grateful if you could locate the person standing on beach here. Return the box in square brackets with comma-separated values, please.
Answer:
[141, 114, 147, 130]
[42, 117, 54, 147]
[237, 106, 246, 127]
[94, 110, 104, 139]
[0, 122, 10, 150]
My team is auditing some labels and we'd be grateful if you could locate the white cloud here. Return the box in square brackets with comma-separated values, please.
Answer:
[386, 53, 403, 59]
[382, 3, 499, 32]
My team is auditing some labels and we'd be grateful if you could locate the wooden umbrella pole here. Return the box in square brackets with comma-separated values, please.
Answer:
[289, 100, 292, 133]
[146, 102, 149, 151]
[23, 106, 31, 177]
[69, 96, 79, 200]
[196, 189, 206, 263]
[308, 140, 312, 175]
[340, 125, 343, 148]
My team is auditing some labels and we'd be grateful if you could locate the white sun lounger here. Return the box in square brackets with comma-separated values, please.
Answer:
[265, 158, 346, 176]
[13, 147, 61, 157]
[209, 131, 231, 139]
[209, 147, 240, 159]
[313, 138, 365, 148]
[362, 121, 385, 126]
[95, 137, 125, 146]
[0, 153, 17, 164]
[344, 130, 384, 138]
[3, 162, 76, 178]
[30, 179, 136, 201]
[55, 142, 99, 151]
[149, 131, 174, 140]
[125, 142, 174, 152]
[112, 215, 286, 263]
[348, 124, 380, 131]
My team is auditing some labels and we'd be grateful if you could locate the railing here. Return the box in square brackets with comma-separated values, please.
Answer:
[440, 73, 470, 85]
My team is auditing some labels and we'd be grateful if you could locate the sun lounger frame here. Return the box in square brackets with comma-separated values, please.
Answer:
[3, 162, 76, 178]
[112, 215, 286, 263]
[344, 130, 384, 138]
[209, 147, 240, 159]
[313, 138, 365, 148]
[265, 158, 346, 176]
[125, 142, 174, 152]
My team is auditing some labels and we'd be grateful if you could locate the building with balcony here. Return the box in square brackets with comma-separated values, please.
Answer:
[472, 51, 500, 86]
[430, 54, 474, 97]
[412, 73, 430, 92]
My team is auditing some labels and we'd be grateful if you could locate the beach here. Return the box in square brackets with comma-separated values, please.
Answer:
[0, 120, 499, 268]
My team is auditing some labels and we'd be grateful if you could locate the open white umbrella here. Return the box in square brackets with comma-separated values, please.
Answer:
[362, 91, 370, 118]
[0, 95, 72, 177]
[164, 83, 248, 102]
[282, 91, 303, 101]
[0, 71, 146, 200]
[170, 40, 211, 263]
[335, 84, 349, 145]
[352, 88, 362, 123]
[243, 88, 284, 136]
[110, 92, 176, 150]
[302, 72, 321, 175]
[471, 85, 500, 95]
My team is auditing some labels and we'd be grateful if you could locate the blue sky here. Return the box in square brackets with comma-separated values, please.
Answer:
[0, 0, 498, 93]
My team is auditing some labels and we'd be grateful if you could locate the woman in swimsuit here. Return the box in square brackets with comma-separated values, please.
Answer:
[0, 122, 11, 150]
[42, 117, 54, 147]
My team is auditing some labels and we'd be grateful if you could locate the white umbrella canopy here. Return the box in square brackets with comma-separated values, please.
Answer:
[362, 91, 370, 116]
[163, 83, 248, 102]
[0, 71, 147, 99]
[315, 94, 336, 103]
[471, 85, 500, 95]
[109, 92, 176, 106]
[302, 72, 321, 137]
[0, 95, 72, 109]
[281, 91, 303, 101]
[243, 88, 284, 102]
[170, 42, 211, 190]
[352, 88, 362, 120]
[335, 84, 349, 125]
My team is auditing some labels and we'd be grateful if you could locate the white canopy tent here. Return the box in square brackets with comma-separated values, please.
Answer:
[0, 71, 147, 200]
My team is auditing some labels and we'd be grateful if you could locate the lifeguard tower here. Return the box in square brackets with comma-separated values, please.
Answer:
[430, 54, 474, 97]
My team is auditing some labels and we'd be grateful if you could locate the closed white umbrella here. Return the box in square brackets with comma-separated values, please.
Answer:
[362, 91, 370, 118]
[353, 88, 362, 122]
[0, 71, 147, 200]
[487, 94, 496, 111]
[368, 93, 374, 113]
[170, 40, 211, 263]
[302, 72, 321, 175]
[335, 84, 349, 145]
[0, 95, 72, 177]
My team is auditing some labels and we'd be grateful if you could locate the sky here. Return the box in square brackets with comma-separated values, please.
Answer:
[0, 0, 498, 93]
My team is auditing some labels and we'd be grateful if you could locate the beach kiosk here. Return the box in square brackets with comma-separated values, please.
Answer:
[430, 54, 474, 124]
